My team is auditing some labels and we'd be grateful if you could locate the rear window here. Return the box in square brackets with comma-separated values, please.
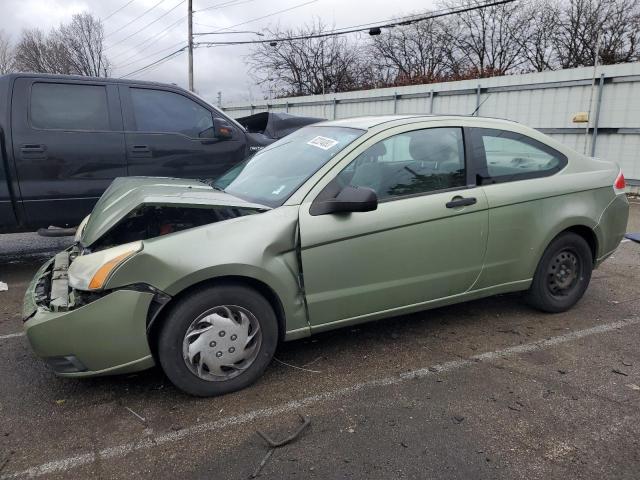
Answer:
[31, 83, 110, 131]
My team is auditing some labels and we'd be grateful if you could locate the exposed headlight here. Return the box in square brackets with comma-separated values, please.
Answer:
[68, 241, 143, 291]
[74, 215, 91, 242]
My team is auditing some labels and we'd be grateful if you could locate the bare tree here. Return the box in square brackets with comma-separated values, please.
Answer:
[0, 30, 16, 74]
[247, 20, 368, 97]
[367, 17, 453, 84]
[14, 13, 109, 76]
[518, 0, 561, 72]
[441, 0, 531, 76]
[553, 0, 640, 68]
[59, 13, 110, 76]
[15, 28, 71, 74]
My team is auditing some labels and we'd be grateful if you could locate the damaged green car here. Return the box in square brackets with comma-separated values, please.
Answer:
[23, 115, 629, 396]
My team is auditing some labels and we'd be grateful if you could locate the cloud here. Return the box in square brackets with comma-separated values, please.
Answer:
[0, 0, 436, 104]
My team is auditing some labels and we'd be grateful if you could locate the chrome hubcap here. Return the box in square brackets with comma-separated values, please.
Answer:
[547, 250, 580, 295]
[182, 305, 261, 381]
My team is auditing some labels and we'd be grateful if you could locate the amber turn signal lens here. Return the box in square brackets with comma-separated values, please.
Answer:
[88, 251, 136, 290]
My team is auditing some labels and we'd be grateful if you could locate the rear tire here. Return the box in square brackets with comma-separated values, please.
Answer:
[526, 232, 593, 313]
[157, 283, 278, 397]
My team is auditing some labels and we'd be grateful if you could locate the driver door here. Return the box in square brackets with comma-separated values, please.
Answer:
[298, 125, 489, 329]
[121, 85, 246, 179]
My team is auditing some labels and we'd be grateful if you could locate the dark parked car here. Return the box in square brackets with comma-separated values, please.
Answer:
[0, 73, 320, 233]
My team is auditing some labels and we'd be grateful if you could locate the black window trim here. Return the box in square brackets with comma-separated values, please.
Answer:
[328, 125, 477, 206]
[125, 85, 235, 140]
[468, 127, 568, 185]
[28, 80, 115, 133]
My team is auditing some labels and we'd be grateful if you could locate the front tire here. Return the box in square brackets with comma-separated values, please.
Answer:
[157, 283, 278, 397]
[526, 232, 593, 313]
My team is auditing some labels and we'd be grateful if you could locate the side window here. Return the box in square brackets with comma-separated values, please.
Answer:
[337, 127, 466, 200]
[472, 128, 566, 183]
[31, 83, 109, 131]
[130, 88, 215, 138]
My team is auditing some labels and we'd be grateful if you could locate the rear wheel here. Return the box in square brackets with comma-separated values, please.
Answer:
[157, 284, 278, 397]
[526, 232, 593, 313]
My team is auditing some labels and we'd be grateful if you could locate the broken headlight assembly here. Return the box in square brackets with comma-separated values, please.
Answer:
[68, 241, 143, 291]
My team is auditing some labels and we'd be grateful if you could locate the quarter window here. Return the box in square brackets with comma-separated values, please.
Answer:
[471, 128, 566, 183]
[31, 83, 109, 131]
[130, 88, 215, 138]
[338, 127, 466, 200]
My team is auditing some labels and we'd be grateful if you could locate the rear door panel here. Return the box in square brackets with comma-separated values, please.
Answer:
[10, 78, 126, 228]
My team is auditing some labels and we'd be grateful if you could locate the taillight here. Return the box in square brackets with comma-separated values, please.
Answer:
[614, 171, 626, 194]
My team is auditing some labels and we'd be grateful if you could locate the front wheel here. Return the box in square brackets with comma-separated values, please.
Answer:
[526, 232, 593, 313]
[157, 284, 278, 397]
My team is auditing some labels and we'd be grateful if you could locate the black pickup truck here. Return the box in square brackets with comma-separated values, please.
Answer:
[0, 73, 320, 234]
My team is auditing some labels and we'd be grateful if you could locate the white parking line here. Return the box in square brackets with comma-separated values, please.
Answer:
[0, 332, 24, 340]
[2, 316, 638, 479]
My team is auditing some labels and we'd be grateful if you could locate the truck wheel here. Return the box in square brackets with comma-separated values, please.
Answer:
[526, 232, 593, 313]
[157, 283, 278, 397]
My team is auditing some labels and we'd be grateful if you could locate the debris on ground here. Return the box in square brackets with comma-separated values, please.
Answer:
[624, 232, 640, 243]
[55, 399, 65, 405]
[0, 282, 7, 292]
[251, 414, 310, 478]
[452, 415, 465, 424]
[125, 406, 146, 423]
[612, 368, 629, 376]
[626, 384, 640, 391]
[273, 358, 321, 374]
[621, 360, 633, 367]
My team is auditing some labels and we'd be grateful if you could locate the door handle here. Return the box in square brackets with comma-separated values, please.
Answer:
[20, 144, 47, 159]
[446, 196, 477, 208]
[129, 145, 152, 157]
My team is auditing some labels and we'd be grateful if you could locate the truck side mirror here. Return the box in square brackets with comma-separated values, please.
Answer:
[213, 118, 233, 140]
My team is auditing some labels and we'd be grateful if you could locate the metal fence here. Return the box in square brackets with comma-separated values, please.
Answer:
[222, 62, 640, 184]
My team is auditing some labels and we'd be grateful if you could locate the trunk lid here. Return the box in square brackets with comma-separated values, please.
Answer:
[81, 177, 269, 247]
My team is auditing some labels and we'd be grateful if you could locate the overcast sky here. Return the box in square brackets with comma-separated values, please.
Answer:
[0, 0, 439, 104]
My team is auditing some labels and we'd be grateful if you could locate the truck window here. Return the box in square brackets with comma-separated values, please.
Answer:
[130, 88, 215, 138]
[30, 83, 110, 131]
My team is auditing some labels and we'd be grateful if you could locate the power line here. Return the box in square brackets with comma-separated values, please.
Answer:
[121, 45, 187, 78]
[114, 40, 186, 70]
[110, 15, 187, 64]
[195, 0, 516, 47]
[195, 0, 245, 14]
[105, 0, 167, 39]
[204, 0, 319, 34]
[103, 0, 137, 22]
[106, 0, 185, 51]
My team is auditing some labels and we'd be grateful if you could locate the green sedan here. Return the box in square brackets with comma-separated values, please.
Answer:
[23, 115, 629, 396]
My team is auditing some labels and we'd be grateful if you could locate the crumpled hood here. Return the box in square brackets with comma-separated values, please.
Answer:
[81, 177, 269, 247]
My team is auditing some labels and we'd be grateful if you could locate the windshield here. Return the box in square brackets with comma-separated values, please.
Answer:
[215, 126, 365, 207]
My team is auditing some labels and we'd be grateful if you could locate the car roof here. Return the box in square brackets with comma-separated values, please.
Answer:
[317, 114, 521, 130]
[0, 72, 178, 89]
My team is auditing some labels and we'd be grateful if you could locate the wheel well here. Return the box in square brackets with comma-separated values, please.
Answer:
[147, 276, 287, 360]
[563, 225, 598, 263]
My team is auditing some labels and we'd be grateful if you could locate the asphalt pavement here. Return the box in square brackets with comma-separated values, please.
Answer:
[0, 202, 639, 480]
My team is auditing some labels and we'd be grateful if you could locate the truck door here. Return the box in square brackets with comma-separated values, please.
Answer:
[10, 78, 126, 228]
[120, 85, 246, 180]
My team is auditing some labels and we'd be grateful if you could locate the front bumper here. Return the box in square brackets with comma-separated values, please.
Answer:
[23, 251, 156, 377]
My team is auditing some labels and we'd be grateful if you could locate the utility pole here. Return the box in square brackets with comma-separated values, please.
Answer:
[217, 91, 222, 107]
[187, 0, 194, 91]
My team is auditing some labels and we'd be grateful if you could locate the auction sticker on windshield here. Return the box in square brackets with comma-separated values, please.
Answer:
[307, 136, 339, 150]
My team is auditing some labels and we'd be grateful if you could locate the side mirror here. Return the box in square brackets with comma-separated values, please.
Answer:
[213, 118, 234, 140]
[310, 185, 378, 216]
